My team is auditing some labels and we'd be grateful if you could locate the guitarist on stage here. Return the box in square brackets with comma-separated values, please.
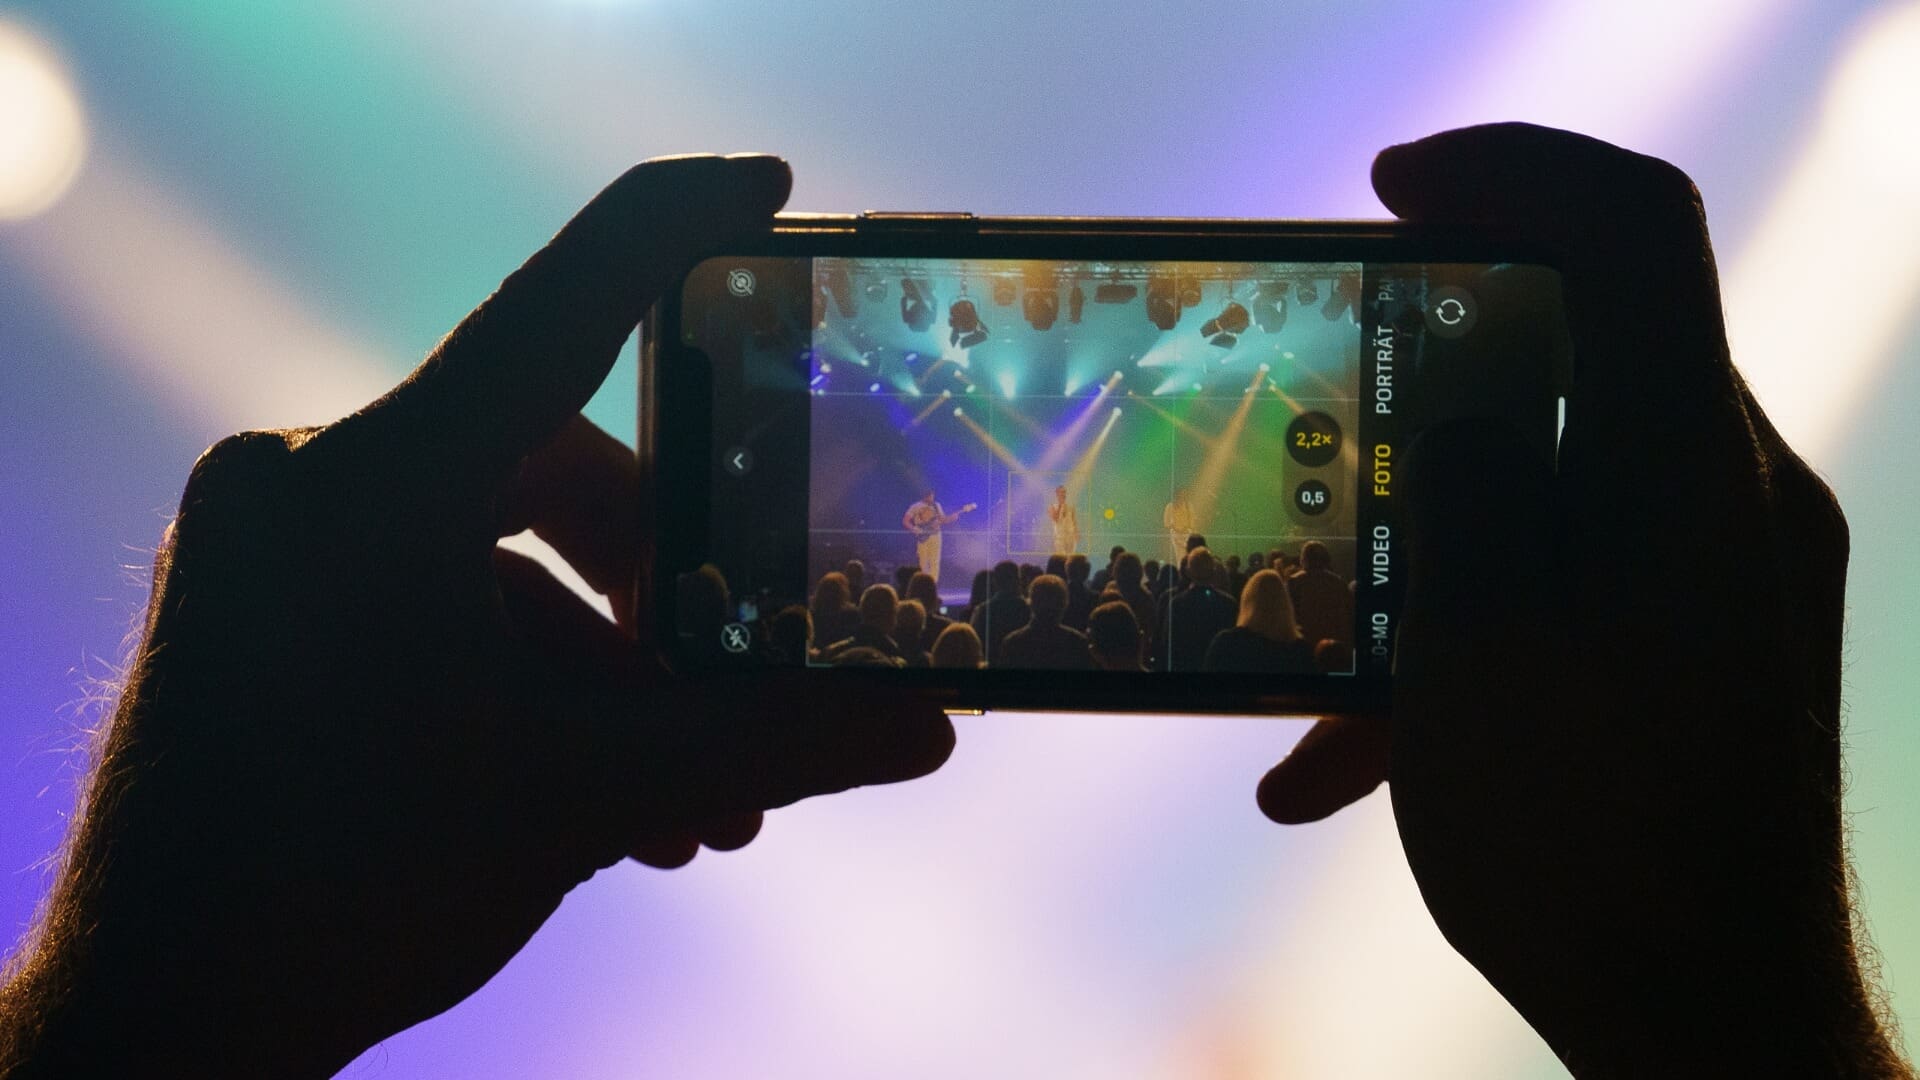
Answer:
[902, 488, 973, 585]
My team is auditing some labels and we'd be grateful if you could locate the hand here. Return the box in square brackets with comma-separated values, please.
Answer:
[0, 155, 954, 1078]
[1256, 125, 1907, 1076]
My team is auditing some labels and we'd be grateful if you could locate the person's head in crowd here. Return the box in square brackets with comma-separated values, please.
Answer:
[1314, 637, 1354, 673]
[930, 622, 984, 668]
[1065, 553, 1090, 584]
[893, 564, 915, 595]
[1268, 548, 1286, 572]
[1142, 558, 1160, 589]
[1045, 553, 1067, 578]
[907, 571, 942, 614]
[832, 645, 900, 668]
[970, 569, 991, 607]
[1302, 540, 1331, 573]
[1107, 544, 1125, 567]
[1086, 600, 1145, 671]
[991, 560, 1022, 598]
[769, 604, 813, 665]
[894, 599, 927, 654]
[1225, 554, 1242, 577]
[859, 584, 898, 632]
[1028, 575, 1068, 627]
[811, 571, 851, 618]
[1154, 562, 1180, 596]
[1248, 551, 1266, 572]
[1186, 532, 1206, 552]
[1186, 547, 1220, 590]
[1019, 563, 1040, 592]
[1237, 568, 1302, 643]
[843, 558, 866, 595]
[675, 563, 729, 634]
[1114, 552, 1144, 589]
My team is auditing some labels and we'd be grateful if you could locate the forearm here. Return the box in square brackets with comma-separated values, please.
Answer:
[3, 958, 343, 1080]
[1, 684, 353, 1080]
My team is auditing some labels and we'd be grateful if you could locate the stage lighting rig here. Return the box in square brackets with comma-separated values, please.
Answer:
[900, 277, 935, 333]
[1069, 283, 1085, 323]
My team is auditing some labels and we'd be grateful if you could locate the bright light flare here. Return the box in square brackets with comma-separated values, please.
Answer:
[907, 394, 950, 430]
[1065, 405, 1123, 484]
[953, 409, 1026, 471]
[1826, 3, 1920, 192]
[1187, 370, 1267, 527]
[0, 20, 86, 220]
[1724, 1, 1920, 458]
[1030, 372, 1126, 474]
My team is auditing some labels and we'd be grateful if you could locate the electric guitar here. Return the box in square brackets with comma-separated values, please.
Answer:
[907, 502, 976, 540]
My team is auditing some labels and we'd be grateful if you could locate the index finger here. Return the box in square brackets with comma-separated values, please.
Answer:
[1372, 123, 1731, 412]
[1371, 124, 1765, 562]
[333, 153, 791, 482]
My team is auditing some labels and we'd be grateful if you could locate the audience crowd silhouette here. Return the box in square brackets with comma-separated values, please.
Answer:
[678, 536, 1356, 674]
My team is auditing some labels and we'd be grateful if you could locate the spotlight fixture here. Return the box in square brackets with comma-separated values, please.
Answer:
[1201, 301, 1251, 344]
[1023, 276, 1061, 331]
[992, 277, 1017, 306]
[900, 278, 935, 333]
[864, 280, 887, 302]
[1252, 283, 1289, 333]
[949, 296, 989, 349]
[1177, 277, 1202, 308]
[1322, 273, 1360, 321]
[823, 266, 857, 319]
[1296, 280, 1319, 306]
[1069, 283, 1086, 323]
[1145, 275, 1179, 331]
[1094, 274, 1137, 304]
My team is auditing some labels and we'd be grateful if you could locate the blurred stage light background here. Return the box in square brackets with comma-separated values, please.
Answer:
[2, 2, 1916, 1076]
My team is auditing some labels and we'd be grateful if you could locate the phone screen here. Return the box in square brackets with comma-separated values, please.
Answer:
[662, 250, 1564, 694]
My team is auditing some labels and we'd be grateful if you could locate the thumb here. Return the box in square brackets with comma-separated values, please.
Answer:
[1396, 417, 1556, 683]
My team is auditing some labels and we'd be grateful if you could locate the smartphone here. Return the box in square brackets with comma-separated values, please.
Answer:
[640, 213, 1571, 715]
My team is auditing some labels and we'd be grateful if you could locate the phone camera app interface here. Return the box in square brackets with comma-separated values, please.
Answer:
[675, 255, 1563, 681]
